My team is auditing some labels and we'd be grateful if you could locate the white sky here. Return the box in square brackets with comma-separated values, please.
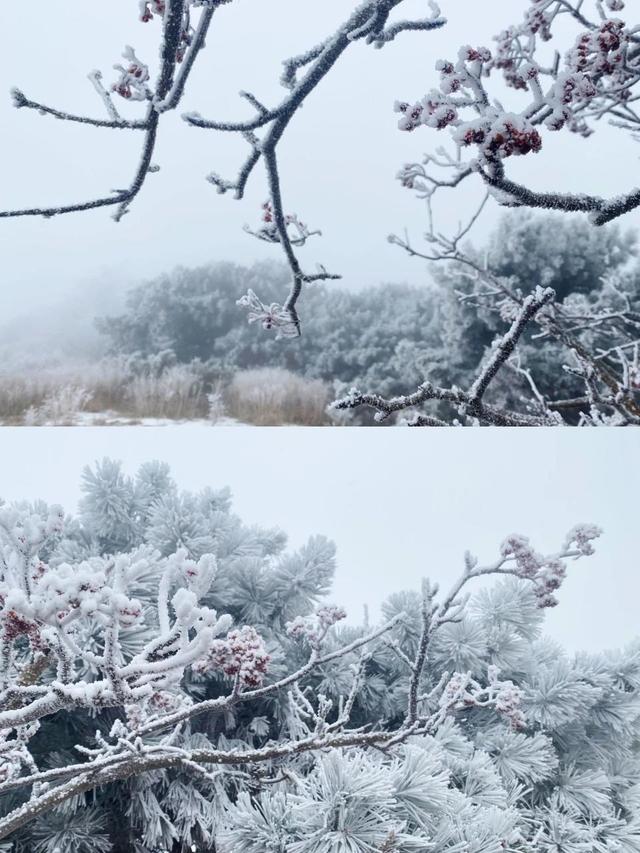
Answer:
[0, 427, 635, 655]
[1, 1, 639, 318]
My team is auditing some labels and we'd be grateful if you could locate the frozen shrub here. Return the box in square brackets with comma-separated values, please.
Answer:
[23, 384, 92, 426]
[207, 387, 226, 424]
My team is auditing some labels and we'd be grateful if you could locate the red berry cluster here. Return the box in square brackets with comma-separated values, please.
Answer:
[500, 534, 568, 608]
[147, 689, 186, 715]
[316, 605, 347, 628]
[564, 523, 601, 556]
[286, 605, 346, 645]
[441, 668, 526, 730]
[463, 46, 492, 63]
[489, 670, 526, 730]
[1, 608, 44, 653]
[395, 97, 458, 133]
[525, 4, 553, 41]
[176, 25, 195, 63]
[116, 602, 143, 627]
[112, 64, 148, 100]
[436, 60, 459, 92]
[455, 116, 542, 160]
[494, 53, 540, 93]
[559, 73, 597, 106]
[490, 28, 524, 90]
[257, 202, 306, 240]
[568, 20, 628, 79]
[486, 121, 542, 158]
[395, 101, 425, 132]
[544, 72, 598, 131]
[195, 626, 270, 688]
[139, 1, 165, 22]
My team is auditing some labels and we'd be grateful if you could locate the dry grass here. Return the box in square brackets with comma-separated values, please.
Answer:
[224, 368, 331, 426]
[0, 363, 334, 426]
[124, 365, 207, 419]
[0, 363, 131, 424]
[0, 377, 55, 423]
[0, 363, 206, 424]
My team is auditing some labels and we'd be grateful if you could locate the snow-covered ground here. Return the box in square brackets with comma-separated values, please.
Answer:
[18, 411, 251, 427]
[72, 411, 249, 427]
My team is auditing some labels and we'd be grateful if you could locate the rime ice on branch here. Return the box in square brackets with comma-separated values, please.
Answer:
[396, 0, 640, 224]
[1, 0, 445, 335]
[4, 2, 222, 223]
[372, 200, 640, 425]
[332, 285, 568, 426]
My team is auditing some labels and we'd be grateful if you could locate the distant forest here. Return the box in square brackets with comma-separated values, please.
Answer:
[97, 212, 638, 423]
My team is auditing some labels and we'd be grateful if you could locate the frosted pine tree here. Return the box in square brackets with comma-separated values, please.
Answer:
[219, 575, 640, 853]
[0, 462, 637, 853]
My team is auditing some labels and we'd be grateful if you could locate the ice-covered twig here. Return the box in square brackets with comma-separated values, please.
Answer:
[184, 0, 445, 331]
[0, 1, 216, 221]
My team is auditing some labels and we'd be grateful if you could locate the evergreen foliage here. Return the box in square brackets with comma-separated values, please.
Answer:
[0, 463, 637, 853]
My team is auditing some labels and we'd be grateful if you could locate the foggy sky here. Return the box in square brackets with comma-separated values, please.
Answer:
[0, 427, 635, 656]
[2, 1, 639, 320]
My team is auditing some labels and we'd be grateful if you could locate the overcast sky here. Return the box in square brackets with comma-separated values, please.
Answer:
[1, 0, 639, 319]
[0, 427, 635, 656]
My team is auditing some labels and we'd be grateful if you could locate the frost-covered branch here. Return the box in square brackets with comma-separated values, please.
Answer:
[332, 285, 559, 425]
[376, 201, 640, 425]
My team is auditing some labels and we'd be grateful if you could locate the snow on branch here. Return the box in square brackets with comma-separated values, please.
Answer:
[0, 496, 600, 840]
